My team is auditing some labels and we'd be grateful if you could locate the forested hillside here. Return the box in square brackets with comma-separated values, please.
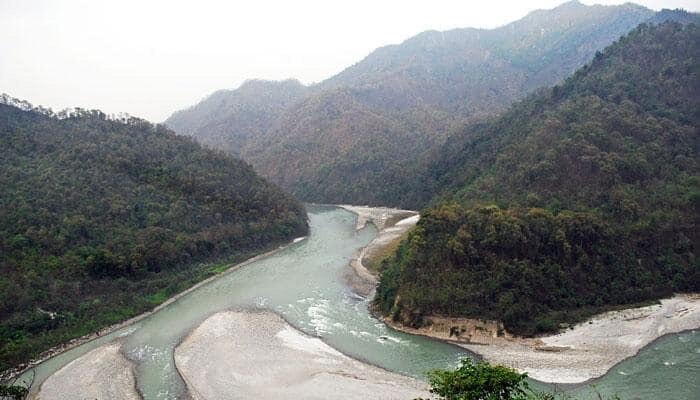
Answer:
[165, 79, 309, 155]
[0, 100, 308, 371]
[167, 1, 657, 207]
[375, 22, 700, 336]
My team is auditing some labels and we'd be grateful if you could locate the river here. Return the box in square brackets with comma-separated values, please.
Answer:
[19, 205, 700, 399]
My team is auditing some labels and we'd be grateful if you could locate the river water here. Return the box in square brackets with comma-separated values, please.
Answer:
[20, 206, 700, 399]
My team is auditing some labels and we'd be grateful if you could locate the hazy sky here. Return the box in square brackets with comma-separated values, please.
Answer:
[1, 0, 698, 121]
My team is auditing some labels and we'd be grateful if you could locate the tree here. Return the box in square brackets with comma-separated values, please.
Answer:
[0, 371, 31, 400]
[417, 359, 624, 400]
[422, 358, 529, 400]
[0, 384, 28, 400]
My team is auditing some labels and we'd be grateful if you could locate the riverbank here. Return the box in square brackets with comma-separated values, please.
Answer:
[338, 205, 418, 297]
[174, 310, 430, 399]
[1, 237, 306, 384]
[383, 294, 700, 384]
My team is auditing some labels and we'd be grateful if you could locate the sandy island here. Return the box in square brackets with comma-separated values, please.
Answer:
[36, 342, 140, 400]
[174, 310, 429, 400]
[339, 206, 700, 384]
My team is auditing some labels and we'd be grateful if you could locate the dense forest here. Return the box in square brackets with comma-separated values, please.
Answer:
[375, 22, 700, 335]
[0, 101, 308, 372]
[167, 1, 659, 208]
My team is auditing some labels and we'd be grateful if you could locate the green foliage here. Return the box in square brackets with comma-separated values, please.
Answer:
[418, 359, 623, 400]
[376, 204, 690, 335]
[424, 358, 530, 400]
[0, 384, 29, 400]
[0, 103, 308, 372]
[376, 22, 699, 335]
[432, 22, 699, 213]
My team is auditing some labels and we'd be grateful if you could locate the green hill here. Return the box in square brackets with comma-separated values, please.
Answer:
[0, 100, 308, 372]
[375, 22, 699, 336]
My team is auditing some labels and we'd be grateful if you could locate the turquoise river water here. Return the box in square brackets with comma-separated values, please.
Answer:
[19, 206, 700, 399]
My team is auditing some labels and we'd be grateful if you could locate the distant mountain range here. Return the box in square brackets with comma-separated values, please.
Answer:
[164, 1, 694, 208]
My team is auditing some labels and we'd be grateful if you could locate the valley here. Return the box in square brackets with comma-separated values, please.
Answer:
[1, 1, 698, 399]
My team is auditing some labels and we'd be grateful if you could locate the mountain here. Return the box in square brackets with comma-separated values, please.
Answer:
[165, 79, 310, 155]
[322, 0, 652, 116]
[0, 99, 308, 371]
[241, 87, 454, 207]
[374, 22, 700, 336]
[166, 1, 657, 207]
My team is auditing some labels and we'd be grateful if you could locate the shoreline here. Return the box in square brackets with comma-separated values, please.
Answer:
[339, 206, 700, 385]
[338, 205, 419, 297]
[552, 325, 700, 390]
[1, 236, 307, 384]
[380, 294, 700, 390]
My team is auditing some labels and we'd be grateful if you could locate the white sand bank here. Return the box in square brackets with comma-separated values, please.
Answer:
[36, 342, 139, 400]
[338, 205, 416, 231]
[456, 294, 700, 383]
[339, 205, 419, 297]
[174, 310, 429, 400]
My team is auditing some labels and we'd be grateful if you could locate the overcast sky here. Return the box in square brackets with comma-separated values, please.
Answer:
[1, 0, 698, 122]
